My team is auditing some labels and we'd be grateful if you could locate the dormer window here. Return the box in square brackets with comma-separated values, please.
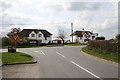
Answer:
[31, 34, 35, 37]
[39, 34, 42, 37]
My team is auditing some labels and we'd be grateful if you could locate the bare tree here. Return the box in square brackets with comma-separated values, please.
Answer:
[57, 29, 66, 44]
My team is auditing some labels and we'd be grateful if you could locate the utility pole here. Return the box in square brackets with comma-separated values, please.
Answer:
[71, 22, 73, 43]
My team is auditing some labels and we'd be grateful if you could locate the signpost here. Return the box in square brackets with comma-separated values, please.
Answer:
[71, 22, 73, 43]
[11, 34, 20, 42]
[8, 28, 20, 53]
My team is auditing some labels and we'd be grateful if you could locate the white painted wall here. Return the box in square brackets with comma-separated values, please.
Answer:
[70, 33, 98, 43]
[70, 35, 77, 43]
[37, 31, 43, 40]
[28, 31, 52, 44]
[92, 33, 98, 40]
[41, 36, 52, 43]
[82, 33, 92, 43]
[28, 31, 37, 39]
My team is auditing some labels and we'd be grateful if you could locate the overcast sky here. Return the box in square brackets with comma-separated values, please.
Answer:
[0, 0, 118, 39]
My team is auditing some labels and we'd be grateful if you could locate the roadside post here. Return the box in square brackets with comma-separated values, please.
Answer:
[8, 28, 20, 53]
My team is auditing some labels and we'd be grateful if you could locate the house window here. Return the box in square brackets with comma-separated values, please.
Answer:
[92, 36, 95, 40]
[31, 34, 35, 37]
[80, 37, 82, 40]
[39, 34, 42, 37]
[45, 37, 47, 40]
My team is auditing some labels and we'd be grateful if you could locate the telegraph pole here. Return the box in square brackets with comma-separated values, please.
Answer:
[71, 22, 73, 43]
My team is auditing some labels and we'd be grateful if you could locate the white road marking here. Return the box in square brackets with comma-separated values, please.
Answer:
[56, 52, 65, 58]
[34, 51, 45, 55]
[41, 51, 45, 55]
[71, 61, 103, 80]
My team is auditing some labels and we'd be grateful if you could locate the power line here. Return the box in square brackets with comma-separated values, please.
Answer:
[0, 23, 69, 25]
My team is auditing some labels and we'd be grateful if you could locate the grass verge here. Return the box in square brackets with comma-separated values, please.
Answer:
[0, 52, 34, 64]
[65, 43, 87, 46]
[0, 46, 8, 49]
[45, 44, 64, 47]
[82, 47, 120, 63]
[1, 43, 87, 49]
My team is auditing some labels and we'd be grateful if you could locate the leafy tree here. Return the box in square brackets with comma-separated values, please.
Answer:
[110, 38, 114, 40]
[2, 37, 13, 46]
[57, 29, 66, 44]
[7, 28, 21, 38]
[116, 34, 120, 40]
[0, 37, 2, 47]
[96, 36, 105, 40]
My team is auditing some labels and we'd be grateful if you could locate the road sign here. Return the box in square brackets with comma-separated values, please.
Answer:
[11, 34, 20, 42]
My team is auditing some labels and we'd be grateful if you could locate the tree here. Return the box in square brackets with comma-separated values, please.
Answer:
[57, 29, 66, 44]
[6, 28, 21, 47]
[0, 37, 2, 47]
[116, 34, 120, 40]
[96, 36, 105, 40]
[7, 28, 21, 38]
[2, 37, 13, 46]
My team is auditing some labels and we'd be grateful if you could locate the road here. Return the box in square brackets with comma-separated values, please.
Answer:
[2, 46, 118, 79]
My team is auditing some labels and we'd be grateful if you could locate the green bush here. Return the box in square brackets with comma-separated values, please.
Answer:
[95, 36, 105, 40]
[88, 40, 119, 53]
[18, 41, 29, 46]
[2, 37, 14, 46]
[0, 37, 2, 47]
[116, 34, 120, 40]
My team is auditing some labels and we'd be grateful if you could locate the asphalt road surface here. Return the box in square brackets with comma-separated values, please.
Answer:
[2, 46, 118, 79]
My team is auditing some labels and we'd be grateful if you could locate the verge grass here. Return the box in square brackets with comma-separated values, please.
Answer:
[65, 43, 87, 46]
[82, 47, 119, 63]
[0, 52, 34, 64]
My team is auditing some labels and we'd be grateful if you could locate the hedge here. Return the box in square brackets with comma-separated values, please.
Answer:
[88, 40, 119, 53]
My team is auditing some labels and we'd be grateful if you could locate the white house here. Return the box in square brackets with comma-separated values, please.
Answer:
[20, 29, 52, 44]
[70, 31, 98, 43]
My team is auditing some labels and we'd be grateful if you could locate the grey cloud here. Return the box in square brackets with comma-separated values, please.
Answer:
[96, 21, 118, 39]
[0, 13, 33, 28]
[0, 1, 12, 11]
[49, 5, 64, 12]
[67, 2, 108, 11]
